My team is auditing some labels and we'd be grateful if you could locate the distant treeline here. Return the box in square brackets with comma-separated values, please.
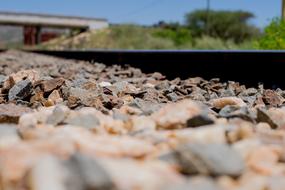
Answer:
[42, 9, 285, 50]
[153, 9, 260, 45]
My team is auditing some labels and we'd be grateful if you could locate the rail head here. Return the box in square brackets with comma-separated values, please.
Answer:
[2, 49, 284, 88]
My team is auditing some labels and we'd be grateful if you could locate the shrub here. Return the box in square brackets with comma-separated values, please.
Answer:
[110, 25, 176, 49]
[153, 28, 192, 46]
[192, 36, 254, 50]
[193, 36, 231, 49]
[255, 18, 285, 49]
[185, 10, 259, 43]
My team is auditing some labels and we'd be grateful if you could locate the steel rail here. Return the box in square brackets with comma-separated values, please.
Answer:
[25, 50, 285, 88]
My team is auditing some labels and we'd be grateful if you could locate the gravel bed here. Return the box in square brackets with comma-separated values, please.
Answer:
[0, 50, 284, 190]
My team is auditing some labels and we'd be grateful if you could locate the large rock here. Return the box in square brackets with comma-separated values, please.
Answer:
[27, 155, 67, 190]
[101, 158, 184, 190]
[3, 69, 39, 91]
[64, 108, 100, 129]
[263, 89, 284, 107]
[211, 97, 246, 109]
[129, 98, 162, 115]
[48, 90, 63, 105]
[0, 124, 20, 147]
[186, 114, 214, 128]
[247, 146, 281, 175]
[64, 153, 116, 190]
[166, 176, 221, 190]
[67, 87, 101, 108]
[219, 105, 255, 122]
[255, 108, 285, 129]
[8, 79, 33, 101]
[0, 104, 32, 123]
[47, 105, 70, 126]
[175, 143, 245, 176]
[35, 78, 65, 93]
[167, 125, 227, 144]
[18, 106, 54, 128]
[152, 99, 203, 129]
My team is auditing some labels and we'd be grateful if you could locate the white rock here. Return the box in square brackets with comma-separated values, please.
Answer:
[99, 81, 112, 87]
[211, 97, 247, 109]
[152, 99, 202, 129]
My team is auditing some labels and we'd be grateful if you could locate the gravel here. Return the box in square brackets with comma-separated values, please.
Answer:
[0, 50, 284, 190]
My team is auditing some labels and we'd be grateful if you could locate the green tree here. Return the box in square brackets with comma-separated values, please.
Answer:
[153, 21, 192, 46]
[255, 18, 285, 49]
[153, 28, 192, 46]
[185, 10, 259, 43]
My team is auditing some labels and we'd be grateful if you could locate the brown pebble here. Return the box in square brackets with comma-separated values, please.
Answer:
[212, 97, 246, 109]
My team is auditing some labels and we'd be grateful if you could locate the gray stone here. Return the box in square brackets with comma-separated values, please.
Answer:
[239, 95, 257, 107]
[28, 155, 67, 190]
[64, 153, 116, 190]
[166, 176, 221, 190]
[112, 110, 129, 121]
[0, 124, 18, 138]
[244, 88, 258, 96]
[0, 74, 6, 86]
[47, 105, 70, 125]
[68, 87, 100, 108]
[268, 176, 285, 190]
[159, 151, 180, 166]
[220, 88, 235, 97]
[0, 124, 20, 145]
[175, 143, 244, 176]
[8, 79, 32, 101]
[256, 108, 278, 129]
[219, 105, 255, 122]
[113, 81, 129, 92]
[65, 111, 100, 129]
[166, 92, 179, 102]
[155, 81, 170, 91]
[186, 114, 214, 128]
[70, 78, 88, 88]
[129, 98, 162, 115]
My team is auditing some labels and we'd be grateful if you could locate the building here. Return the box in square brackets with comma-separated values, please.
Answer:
[0, 12, 108, 45]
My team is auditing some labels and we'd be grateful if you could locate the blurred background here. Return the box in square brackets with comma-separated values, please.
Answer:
[0, 0, 283, 50]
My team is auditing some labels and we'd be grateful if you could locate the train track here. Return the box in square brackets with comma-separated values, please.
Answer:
[27, 50, 285, 88]
[1, 50, 285, 190]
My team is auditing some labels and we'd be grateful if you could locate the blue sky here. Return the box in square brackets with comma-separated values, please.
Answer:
[0, 0, 281, 27]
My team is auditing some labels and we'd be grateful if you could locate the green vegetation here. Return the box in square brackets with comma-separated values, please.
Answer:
[185, 10, 259, 43]
[255, 18, 285, 49]
[152, 22, 192, 46]
[41, 25, 176, 50]
[41, 9, 271, 50]
[192, 36, 254, 50]
[42, 24, 255, 50]
[153, 28, 192, 46]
